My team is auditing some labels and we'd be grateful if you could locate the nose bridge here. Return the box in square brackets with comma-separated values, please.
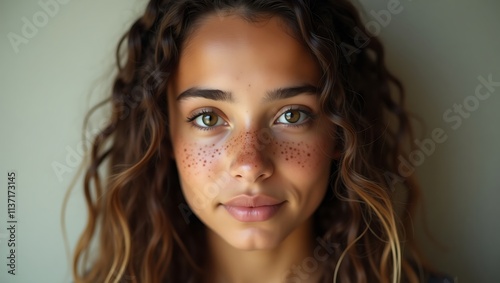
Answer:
[228, 129, 274, 182]
[233, 130, 264, 165]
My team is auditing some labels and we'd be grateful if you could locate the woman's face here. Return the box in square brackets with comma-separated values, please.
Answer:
[168, 14, 336, 250]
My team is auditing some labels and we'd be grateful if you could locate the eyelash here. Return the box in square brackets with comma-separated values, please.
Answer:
[185, 107, 316, 131]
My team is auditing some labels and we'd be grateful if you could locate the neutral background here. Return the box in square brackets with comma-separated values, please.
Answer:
[0, 0, 498, 282]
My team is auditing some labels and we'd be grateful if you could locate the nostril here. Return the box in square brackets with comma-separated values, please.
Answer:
[255, 173, 268, 182]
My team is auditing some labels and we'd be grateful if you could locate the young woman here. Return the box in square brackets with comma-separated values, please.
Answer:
[73, 0, 449, 282]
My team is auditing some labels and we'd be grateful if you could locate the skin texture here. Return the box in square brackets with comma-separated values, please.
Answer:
[168, 14, 337, 283]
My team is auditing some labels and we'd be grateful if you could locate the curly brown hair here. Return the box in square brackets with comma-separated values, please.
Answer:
[72, 0, 428, 282]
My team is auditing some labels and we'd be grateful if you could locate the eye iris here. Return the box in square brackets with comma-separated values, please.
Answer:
[202, 113, 218, 126]
[285, 110, 301, 123]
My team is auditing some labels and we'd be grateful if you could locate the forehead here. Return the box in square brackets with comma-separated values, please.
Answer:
[171, 14, 321, 92]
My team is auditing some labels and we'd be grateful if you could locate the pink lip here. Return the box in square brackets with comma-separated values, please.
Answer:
[222, 195, 285, 222]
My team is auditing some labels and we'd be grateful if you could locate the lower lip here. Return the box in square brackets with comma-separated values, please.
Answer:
[223, 203, 284, 222]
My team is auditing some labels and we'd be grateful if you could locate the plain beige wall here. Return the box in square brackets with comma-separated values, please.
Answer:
[0, 0, 498, 282]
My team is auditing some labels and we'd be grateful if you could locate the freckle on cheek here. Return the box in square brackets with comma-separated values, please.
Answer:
[178, 143, 224, 176]
[276, 140, 319, 168]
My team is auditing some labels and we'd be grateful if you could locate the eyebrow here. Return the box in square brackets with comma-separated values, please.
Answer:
[176, 84, 318, 102]
[176, 88, 233, 102]
[264, 85, 318, 102]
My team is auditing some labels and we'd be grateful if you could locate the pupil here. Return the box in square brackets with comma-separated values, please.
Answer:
[285, 110, 300, 123]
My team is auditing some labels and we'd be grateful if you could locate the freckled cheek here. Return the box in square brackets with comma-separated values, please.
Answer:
[272, 140, 332, 171]
[174, 143, 225, 179]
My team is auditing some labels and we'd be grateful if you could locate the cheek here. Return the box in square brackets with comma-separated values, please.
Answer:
[175, 142, 223, 179]
[273, 139, 333, 171]
[174, 142, 227, 213]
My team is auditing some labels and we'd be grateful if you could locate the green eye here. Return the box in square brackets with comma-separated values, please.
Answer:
[201, 113, 218, 126]
[191, 112, 226, 128]
[284, 110, 301, 123]
[276, 109, 310, 125]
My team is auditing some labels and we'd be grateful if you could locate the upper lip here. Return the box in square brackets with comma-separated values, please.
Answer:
[223, 194, 284, 207]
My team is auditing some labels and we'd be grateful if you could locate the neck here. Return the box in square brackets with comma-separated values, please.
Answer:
[205, 218, 324, 283]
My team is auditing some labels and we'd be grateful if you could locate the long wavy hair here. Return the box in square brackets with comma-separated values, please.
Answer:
[72, 0, 428, 282]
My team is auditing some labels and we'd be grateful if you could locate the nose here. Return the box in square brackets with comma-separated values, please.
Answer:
[228, 131, 274, 183]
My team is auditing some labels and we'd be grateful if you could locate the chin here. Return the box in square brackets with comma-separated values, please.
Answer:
[224, 227, 286, 251]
